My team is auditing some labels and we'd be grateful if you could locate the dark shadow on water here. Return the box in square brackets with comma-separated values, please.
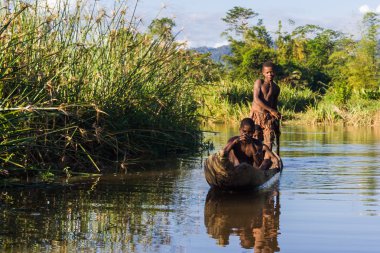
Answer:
[204, 187, 281, 252]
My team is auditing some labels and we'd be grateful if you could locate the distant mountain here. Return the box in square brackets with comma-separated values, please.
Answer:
[192, 45, 231, 63]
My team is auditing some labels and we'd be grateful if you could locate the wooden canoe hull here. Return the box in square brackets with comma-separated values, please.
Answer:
[204, 151, 283, 191]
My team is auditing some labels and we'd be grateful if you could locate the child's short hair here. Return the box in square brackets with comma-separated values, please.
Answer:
[262, 61, 275, 69]
[240, 118, 255, 129]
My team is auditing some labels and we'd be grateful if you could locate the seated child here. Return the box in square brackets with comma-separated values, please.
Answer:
[222, 118, 279, 170]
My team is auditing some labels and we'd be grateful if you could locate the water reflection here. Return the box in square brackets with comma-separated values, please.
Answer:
[204, 188, 280, 252]
[0, 166, 193, 253]
[1, 124, 380, 252]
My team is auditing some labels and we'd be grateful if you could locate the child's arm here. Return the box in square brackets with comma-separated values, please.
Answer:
[263, 144, 280, 168]
[222, 137, 239, 157]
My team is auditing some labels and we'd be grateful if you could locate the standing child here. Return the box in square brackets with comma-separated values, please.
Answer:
[250, 61, 281, 154]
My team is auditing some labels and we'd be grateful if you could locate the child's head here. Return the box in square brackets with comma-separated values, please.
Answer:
[239, 118, 255, 140]
[240, 118, 255, 129]
[262, 61, 275, 81]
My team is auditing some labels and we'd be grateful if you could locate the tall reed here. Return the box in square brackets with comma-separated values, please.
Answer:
[301, 95, 380, 126]
[198, 78, 317, 123]
[197, 79, 252, 123]
[0, 0, 209, 174]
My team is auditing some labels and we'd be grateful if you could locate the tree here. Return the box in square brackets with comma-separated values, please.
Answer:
[221, 6, 258, 38]
[148, 17, 176, 40]
[221, 7, 275, 79]
[347, 12, 379, 91]
[324, 13, 380, 104]
[274, 24, 343, 91]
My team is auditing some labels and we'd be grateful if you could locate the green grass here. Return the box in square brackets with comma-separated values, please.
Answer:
[198, 78, 318, 123]
[300, 95, 380, 126]
[197, 79, 252, 123]
[0, 0, 211, 174]
[2, 1, 378, 178]
[198, 76, 380, 127]
[278, 84, 318, 120]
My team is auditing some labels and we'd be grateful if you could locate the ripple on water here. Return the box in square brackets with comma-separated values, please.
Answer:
[1, 124, 380, 253]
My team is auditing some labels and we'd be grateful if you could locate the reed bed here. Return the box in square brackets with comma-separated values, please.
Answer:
[301, 97, 380, 126]
[197, 79, 252, 123]
[198, 78, 317, 123]
[0, 0, 210, 174]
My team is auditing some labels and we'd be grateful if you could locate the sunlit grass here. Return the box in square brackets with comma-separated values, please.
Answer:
[0, 0, 210, 174]
[197, 79, 252, 123]
[299, 94, 380, 126]
[198, 79, 318, 123]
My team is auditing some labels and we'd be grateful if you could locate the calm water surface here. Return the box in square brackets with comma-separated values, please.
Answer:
[1, 125, 380, 253]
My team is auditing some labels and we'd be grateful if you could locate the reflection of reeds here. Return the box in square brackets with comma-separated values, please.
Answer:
[0, 0, 207, 173]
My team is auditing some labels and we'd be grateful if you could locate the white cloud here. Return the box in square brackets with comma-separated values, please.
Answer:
[37, 0, 108, 17]
[141, 9, 228, 48]
[213, 41, 229, 48]
[37, 0, 78, 13]
[376, 5, 380, 13]
[358, 4, 380, 14]
[47, 0, 77, 9]
[359, 4, 371, 14]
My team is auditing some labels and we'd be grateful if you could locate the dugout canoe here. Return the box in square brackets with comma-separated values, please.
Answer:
[204, 151, 283, 191]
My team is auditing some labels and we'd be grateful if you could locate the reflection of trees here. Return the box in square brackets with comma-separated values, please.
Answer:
[204, 188, 280, 252]
[281, 124, 380, 213]
[282, 125, 380, 146]
[0, 161, 194, 252]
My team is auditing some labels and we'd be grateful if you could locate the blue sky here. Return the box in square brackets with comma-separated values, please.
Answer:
[133, 0, 380, 47]
[46, 0, 380, 47]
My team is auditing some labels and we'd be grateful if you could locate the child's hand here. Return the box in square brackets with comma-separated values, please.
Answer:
[239, 133, 252, 143]
[270, 110, 281, 120]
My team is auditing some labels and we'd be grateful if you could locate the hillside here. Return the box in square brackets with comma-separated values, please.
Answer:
[192, 45, 231, 63]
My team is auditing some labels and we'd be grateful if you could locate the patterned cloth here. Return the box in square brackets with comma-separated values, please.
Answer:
[251, 111, 280, 149]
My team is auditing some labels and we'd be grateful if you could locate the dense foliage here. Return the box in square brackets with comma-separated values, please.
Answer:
[0, 0, 215, 175]
[2, 2, 380, 177]
[199, 6, 380, 125]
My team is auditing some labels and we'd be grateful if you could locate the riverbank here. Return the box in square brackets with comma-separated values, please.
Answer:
[2, 1, 380, 179]
[198, 78, 380, 126]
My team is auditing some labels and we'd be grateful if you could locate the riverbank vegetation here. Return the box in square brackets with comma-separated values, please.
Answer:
[1, 1, 380, 177]
[0, 0, 216, 176]
[199, 7, 380, 126]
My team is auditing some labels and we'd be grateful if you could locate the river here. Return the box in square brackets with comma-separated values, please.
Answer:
[1, 124, 380, 253]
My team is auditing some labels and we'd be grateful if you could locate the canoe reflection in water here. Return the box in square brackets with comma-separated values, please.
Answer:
[204, 188, 280, 252]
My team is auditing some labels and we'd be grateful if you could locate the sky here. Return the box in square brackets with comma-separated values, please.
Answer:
[133, 0, 380, 47]
[44, 0, 380, 48]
